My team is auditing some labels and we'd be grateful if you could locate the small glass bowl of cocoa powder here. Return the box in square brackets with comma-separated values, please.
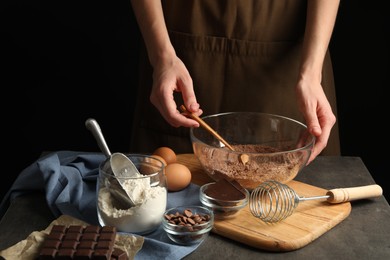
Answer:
[200, 178, 249, 219]
[162, 206, 214, 245]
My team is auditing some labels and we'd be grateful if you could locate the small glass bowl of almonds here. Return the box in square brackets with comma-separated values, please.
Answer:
[162, 206, 214, 245]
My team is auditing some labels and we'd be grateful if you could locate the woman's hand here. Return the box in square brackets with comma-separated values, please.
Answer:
[150, 55, 203, 128]
[295, 75, 336, 164]
[130, 0, 202, 128]
[297, 0, 340, 163]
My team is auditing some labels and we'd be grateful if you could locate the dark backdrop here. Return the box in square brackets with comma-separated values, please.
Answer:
[1, 0, 139, 201]
[1, 1, 388, 201]
[329, 0, 388, 200]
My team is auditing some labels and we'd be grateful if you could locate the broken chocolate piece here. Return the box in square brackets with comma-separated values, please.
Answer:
[112, 248, 128, 260]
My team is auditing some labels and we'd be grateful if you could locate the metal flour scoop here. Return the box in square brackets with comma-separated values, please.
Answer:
[85, 118, 139, 208]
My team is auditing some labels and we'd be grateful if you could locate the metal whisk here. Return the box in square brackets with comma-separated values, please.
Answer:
[249, 180, 382, 223]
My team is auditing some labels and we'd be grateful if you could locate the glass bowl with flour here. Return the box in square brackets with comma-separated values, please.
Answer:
[97, 154, 167, 235]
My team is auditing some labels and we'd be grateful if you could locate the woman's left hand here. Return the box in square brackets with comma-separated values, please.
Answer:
[295, 76, 336, 164]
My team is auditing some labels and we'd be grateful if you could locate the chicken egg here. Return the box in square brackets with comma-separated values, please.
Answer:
[150, 154, 167, 167]
[153, 146, 177, 165]
[165, 163, 192, 191]
[139, 155, 167, 175]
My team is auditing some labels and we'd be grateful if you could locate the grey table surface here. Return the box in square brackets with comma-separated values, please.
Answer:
[0, 156, 389, 259]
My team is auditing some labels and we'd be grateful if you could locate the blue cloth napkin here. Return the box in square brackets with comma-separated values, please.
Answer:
[0, 151, 203, 260]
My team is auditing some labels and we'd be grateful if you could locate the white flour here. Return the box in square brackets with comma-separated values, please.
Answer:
[97, 176, 167, 234]
[122, 175, 150, 205]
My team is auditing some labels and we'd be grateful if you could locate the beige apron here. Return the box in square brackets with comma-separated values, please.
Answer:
[130, 0, 340, 156]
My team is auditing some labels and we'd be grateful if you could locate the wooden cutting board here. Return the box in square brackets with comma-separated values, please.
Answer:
[177, 154, 352, 252]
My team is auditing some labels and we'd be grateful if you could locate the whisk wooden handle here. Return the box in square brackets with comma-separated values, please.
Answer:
[326, 184, 382, 203]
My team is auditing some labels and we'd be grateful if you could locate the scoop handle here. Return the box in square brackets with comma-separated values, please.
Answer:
[326, 184, 383, 203]
[85, 118, 111, 158]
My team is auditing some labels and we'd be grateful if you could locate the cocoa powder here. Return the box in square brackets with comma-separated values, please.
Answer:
[198, 144, 303, 190]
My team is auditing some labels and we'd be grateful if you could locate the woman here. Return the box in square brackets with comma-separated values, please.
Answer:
[129, 0, 340, 164]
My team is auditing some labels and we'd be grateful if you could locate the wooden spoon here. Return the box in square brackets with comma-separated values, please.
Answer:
[180, 105, 249, 164]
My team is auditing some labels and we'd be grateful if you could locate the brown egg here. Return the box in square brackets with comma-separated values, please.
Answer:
[165, 163, 192, 191]
[153, 147, 177, 165]
[139, 155, 167, 175]
[150, 154, 167, 167]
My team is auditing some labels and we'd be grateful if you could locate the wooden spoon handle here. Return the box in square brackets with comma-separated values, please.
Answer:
[180, 105, 235, 151]
[326, 184, 383, 203]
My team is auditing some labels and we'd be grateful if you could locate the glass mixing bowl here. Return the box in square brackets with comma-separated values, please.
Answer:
[190, 112, 315, 190]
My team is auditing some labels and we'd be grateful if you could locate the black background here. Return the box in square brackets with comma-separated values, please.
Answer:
[1, 1, 388, 202]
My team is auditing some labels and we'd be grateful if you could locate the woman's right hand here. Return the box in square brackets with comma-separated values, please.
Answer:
[149, 54, 203, 128]
[130, 0, 202, 128]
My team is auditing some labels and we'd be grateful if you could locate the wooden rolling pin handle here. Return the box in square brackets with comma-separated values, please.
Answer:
[326, 184, 383, 203]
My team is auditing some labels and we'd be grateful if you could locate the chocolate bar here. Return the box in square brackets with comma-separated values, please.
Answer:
[38, 224, 128, 259]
